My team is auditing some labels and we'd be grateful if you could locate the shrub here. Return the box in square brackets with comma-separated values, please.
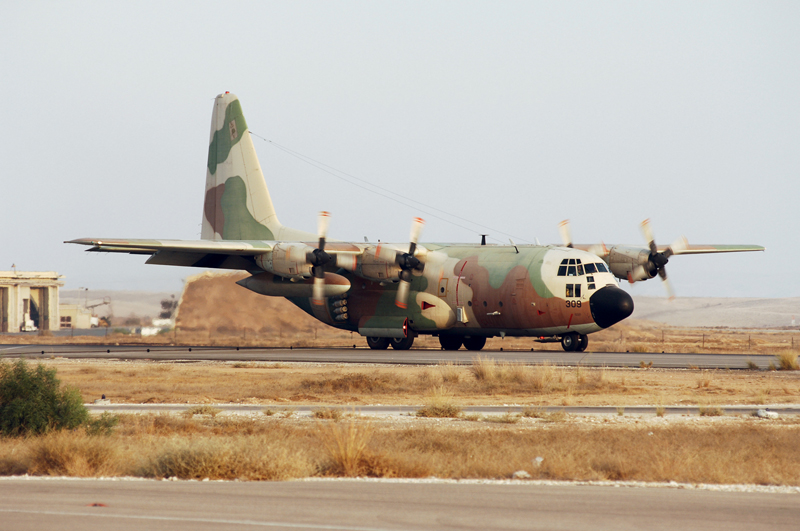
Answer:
[775, 352, 799, 371]
[0, 360, 88, 436]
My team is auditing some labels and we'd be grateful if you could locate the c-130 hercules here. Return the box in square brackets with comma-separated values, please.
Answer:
[67, 93, 764, 352]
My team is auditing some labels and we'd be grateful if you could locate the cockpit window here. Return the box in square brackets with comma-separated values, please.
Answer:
[577, 264, 584, 276]
[567, 265, 576, 276]
[568, 259, 575, 265]
[584, 263, 597, 274]
[557, 265, 567, 276]
[560, 259, 568, 265]
[596, 262, 609, 273]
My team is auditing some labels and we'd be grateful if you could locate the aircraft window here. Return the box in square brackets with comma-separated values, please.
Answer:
[588, 283, 596, 290]
[577, 264, 584, 276]
[557, 265, 567, 276]
[596, 263, 609, 273]
[468, 300, 472, 306]
[584, 263, 597, 274]
[576, 259, 582, 264]
[568, 259, 576, 265]
[560, 259, 568, 265]
[567, 266, 576, 276]
[499, 301, 503, 307]
[483, 301, 488, 307]
[587, 275, 594, 283]
[575, 284, 581, 297]
[566, 284, 574, 297]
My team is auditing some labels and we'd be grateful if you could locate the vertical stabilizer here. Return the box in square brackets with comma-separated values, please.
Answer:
[202, 93, 283, 241]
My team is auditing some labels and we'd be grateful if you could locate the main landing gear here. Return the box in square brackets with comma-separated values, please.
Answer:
[561, 332, 588, 352]
[438, 335, 487, 351]
[366, 336, 415, 350]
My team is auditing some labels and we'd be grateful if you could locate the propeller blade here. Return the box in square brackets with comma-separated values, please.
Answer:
[395, 279, 411, 309]
[661, 274, 675, 300]
[312, 276, 325, 306]
[640, 219, 657, 255]
[317, 211, 331, 241]
[558, 220, 573, 248]
[409, 217, 425, 245]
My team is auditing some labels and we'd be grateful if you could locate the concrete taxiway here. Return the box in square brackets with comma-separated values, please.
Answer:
[0, 478, 797, 531]
[0, 344, 779, 369]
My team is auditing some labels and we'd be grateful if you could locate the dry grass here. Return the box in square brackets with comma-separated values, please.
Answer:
[184, 405, 222, 418]
[3, 415, 799, 484]
[776, 351, 799, 371]
[25, 359, 800, 408]
[416, 386, 463, 418]
[316, 421, 373, 476]
[312, 408, 343, 421]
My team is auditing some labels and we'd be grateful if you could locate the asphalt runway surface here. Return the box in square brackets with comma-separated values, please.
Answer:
[0, 478, 797, 531]
[0, 344, 779, 369]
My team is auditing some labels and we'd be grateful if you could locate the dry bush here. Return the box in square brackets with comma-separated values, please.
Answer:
[438, 362, 461, 384]
[184, 405, 222, 418]
[313, 408, 343, 421]
[469, 356, 498, 382]
[485, 412, 520, 424]
[316, 421, 373, 476]
[301, 372, 406, 394]
[530, 363, 556, 392]
[699, 406, 725, 417]
[25, 430, 121, 477]
[416, 386, 462, 418]
[775, 352, 799, 371]
[143, 436, 313, 480]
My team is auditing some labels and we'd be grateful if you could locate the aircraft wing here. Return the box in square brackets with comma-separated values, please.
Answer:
[572, 243, 765, 258]
[65, 238, 276, 270]
[665, 244, 765, 255]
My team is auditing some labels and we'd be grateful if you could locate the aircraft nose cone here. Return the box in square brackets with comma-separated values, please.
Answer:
[590, 286, 634, 328]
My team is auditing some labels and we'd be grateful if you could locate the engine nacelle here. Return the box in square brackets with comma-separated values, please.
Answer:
[255, 243, 314, 280]
[607, 246, 657, 282]
[336, 244, 404, 283]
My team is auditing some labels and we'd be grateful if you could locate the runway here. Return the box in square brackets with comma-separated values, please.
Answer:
[0, 478, 797, 531]
[0, 344, 779, 369]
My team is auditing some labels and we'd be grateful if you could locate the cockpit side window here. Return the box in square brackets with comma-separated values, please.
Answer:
[584, 263, 597, 274]
[577, 264, 584, 276]
[596, 263, 609, 273]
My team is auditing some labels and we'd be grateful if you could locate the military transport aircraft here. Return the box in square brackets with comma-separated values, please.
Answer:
[66, 93, 764, 352]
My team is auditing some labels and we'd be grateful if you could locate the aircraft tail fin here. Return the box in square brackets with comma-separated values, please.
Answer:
[202, 93, 286, 241]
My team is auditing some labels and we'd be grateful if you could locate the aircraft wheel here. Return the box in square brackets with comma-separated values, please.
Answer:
[561, 332, 579, 352]
[390, 336, 415, 350]
[439, 335, 463, 350]
[462, 336, 487, 351]
[577, 334, 589, 352]
[366, 337, 390, 350]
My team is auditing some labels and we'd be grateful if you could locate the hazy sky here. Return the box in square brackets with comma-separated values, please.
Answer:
[1, 1, 797, 298]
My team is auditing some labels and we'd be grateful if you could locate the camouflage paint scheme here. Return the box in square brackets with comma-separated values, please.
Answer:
[66, 93, 764, 351]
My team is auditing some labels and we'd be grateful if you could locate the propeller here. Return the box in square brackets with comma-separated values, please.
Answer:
[307, 211, 332, 306]
[639, 219, 688, 299]
[395, 217, 425, 309]
[558, 220, 573, 248]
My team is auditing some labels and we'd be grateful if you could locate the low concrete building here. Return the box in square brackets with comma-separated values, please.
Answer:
[58, 304, 94, 329]
[0, 271, 63, 332]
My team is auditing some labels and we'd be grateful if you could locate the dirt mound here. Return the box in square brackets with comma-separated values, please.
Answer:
[175, 272, 324, 336]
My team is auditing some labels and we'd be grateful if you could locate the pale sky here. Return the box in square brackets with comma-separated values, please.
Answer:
[1, 1, 797, 298]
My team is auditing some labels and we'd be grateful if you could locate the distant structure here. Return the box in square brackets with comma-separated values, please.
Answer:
[58, 304, 95, 329]
[0, 271, 63, 332]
